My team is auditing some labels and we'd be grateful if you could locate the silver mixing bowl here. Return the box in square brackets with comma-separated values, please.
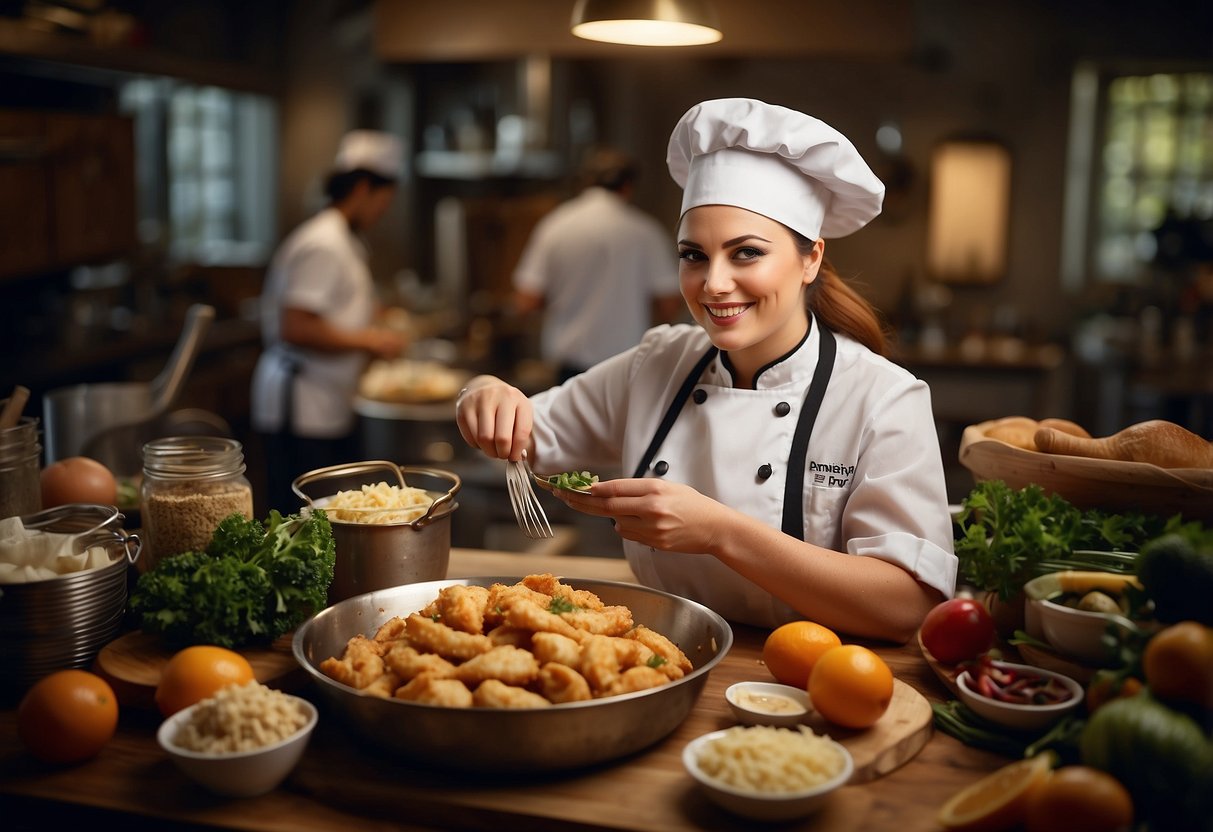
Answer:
[292, 577, 733, 772]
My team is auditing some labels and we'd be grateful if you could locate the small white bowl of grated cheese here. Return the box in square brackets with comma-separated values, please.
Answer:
[157, 680, 318, 798]
[682, 724, 853, 821]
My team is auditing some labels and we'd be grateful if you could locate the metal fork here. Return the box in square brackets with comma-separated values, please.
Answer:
[506, 451, 554, 539]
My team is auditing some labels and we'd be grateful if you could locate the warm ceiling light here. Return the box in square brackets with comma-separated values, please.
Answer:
[570, 0, 722, 47]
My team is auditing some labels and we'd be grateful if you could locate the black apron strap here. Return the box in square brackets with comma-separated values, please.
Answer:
[631, 346, 718, 478]
[780, 325, 837, 538]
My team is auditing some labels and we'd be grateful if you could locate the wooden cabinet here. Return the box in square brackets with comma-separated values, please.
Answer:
[0, 110, 136, 279]
[0, 111, 52, 277]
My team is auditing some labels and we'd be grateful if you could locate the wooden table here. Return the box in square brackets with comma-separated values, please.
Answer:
[0, 548, 1009, 831]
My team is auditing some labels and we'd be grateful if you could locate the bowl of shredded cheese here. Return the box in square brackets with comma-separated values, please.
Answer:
[156, 681, 318, 797]
[682, 724, 853, 821]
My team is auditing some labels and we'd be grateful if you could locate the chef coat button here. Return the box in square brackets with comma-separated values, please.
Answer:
[692, 389, 707, 404]
[654, 460, 670, 476]
[775, 401, 791, 417]
[757, 463, 773, 480]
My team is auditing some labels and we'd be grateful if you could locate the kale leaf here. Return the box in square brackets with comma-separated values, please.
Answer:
[130, 509, 335, 649]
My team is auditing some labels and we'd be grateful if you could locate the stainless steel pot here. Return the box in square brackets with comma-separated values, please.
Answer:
[42, 303, 215, 476]
[292, 461, 461, 602]
[292, 577, 733, 772]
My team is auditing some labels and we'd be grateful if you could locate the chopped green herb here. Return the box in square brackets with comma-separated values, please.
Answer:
[646, 654, 668, 668]
[547, 471, 599, 491]
[548, 596, 578, 614]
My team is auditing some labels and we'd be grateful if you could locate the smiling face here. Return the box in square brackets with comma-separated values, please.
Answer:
[677, 205, 824, 386]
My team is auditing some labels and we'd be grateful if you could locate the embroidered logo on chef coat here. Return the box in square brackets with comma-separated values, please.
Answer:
[809, 460, 855, 488]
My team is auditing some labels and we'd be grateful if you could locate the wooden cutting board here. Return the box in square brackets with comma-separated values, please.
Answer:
[816, 678, 932, 783]
[93, 630, 302, 709]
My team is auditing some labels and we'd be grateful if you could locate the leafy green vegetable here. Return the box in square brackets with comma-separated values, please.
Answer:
[646, 654, 668, 669]
[130, 509, 336, 649]
[953, 481, 1166, 601]
[547, 471, 599, 491]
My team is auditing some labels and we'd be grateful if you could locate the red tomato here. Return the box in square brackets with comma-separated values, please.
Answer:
[919, 597, 996, 664]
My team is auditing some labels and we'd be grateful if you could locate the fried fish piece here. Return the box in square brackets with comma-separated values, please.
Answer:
[560, 604, 634, 637]
[626, 625, 692, 674]
[604, 665, 669, 697]
[531, 631, 582, 667]
[452, 644, 540, 687]
[500, 596, 586, 642]
[319, 635, 387, 689]
[579, 634, 622, 694]
[485, 582, 553, 627]
[405, 613, 493, 661]
[538, 662, 592, 703]
[372, 615, 409, 642]
[610, 637, 684, 681]
[362, 672, 403, 699]
[395, 674, 474, 708]
[383, 642, 457, 681]
[522, 573, 605, 611]
[472, 679, 551, 709]
[436, 584, 490, 634]
[487, 624, 533, 649]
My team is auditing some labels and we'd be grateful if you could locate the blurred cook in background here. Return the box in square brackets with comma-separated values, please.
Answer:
[512, 146, 684, 385]
[251, 129, 409, 513]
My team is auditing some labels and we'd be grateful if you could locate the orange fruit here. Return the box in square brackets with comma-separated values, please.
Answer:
[938, 752, 1055, 831]
[1024, 765, 1134, 832]
[1142, 620, 1213, 710]
[155, 645, 256, 717]
[18, 669, 119, 764]
[807, 644, 893, 729]
[761, 620, 842, 689]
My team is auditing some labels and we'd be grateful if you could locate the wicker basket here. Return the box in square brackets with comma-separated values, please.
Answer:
[958, 417, 1213, 521]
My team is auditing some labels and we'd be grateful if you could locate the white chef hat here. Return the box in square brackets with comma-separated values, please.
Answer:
[334, 130, 404, 180]
[667, 98, 885, 240]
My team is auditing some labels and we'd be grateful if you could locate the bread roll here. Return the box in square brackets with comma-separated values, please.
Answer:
[984, 416, 1040, 450]
[1034, 420, 1213, 469]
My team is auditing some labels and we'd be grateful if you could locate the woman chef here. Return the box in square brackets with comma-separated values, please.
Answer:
[456, 99, 957, 642]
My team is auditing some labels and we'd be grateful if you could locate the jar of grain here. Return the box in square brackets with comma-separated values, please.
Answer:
[141, 436, 253, 570]
[0, 416, 42, 519]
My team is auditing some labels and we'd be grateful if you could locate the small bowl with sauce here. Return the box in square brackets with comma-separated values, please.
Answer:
[725, 681, 810, 727]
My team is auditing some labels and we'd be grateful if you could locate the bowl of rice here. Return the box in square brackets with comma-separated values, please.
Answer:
[682, 724, 853, 821]
[156, 680, 318, 798]
[292, 461, 461, 601]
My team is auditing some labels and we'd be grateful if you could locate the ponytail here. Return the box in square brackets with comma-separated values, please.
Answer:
[791, 230, 890, 357]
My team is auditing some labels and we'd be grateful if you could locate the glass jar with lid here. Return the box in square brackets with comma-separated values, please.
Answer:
[141, 436, 253, 570]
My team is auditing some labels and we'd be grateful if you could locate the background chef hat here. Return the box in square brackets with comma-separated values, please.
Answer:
[667, 98, 885, 240]
[334, 130, 404, 180]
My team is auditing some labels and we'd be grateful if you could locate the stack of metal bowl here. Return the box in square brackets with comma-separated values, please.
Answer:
[1, 503, 140, 699]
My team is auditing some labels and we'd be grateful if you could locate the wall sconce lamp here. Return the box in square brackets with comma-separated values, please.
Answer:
[926, 138, 1012, 284]
[570, 0, 722, 47]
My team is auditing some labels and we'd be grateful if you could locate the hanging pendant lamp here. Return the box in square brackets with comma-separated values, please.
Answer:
[570, 0, 722, 47]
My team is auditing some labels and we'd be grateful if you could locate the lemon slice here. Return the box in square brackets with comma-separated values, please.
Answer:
[938, 752, 1055, 831]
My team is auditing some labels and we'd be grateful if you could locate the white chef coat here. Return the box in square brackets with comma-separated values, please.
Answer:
[529, 318, 957, 628]
[513, 187, 678, 369]
[251, 207, 376, 438]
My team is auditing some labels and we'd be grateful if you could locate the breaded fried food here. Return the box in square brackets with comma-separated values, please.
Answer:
[626, 625, 692, 674]
[452, 645, 540, 687]
[579, 634, 622, 694]
[500, 596, 586, 642]
[395, 674, 474, 708]
[472, 679, 551, 709]
[362, 672, 403, 698]
[560, 604, 634, 636]
[435, 584, 490, 634]
[373, 616, 409, 642]
[538, 662, 592, 703]
[606, 666, 669, 696]
[319, 635, 388, 689]
[383, 643, 457, 681]
[531, 631, 582, 667]
[487, 624, 533, 649]
[522, 573, 606, 610]
[610, 637, 684, 681]
[405, 613, 493, 661]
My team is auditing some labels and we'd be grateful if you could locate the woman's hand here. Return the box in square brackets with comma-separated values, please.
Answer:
[455, 376, 533, 461]
[555, 477, 732, 555]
